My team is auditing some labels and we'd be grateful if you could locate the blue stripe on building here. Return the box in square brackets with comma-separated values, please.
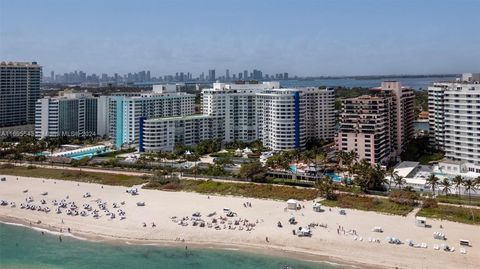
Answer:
[115, 97, 124, 149]
[294, 91, 300, 149]
[139, 116, 145, 153]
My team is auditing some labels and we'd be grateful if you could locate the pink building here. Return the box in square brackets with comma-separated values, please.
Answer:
[336, 81, 415, 164]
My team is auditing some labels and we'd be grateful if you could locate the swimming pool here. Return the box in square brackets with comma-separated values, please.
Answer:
[325, 172, 351, 183]
[52, 146, 111, 160]
[68, 150, 112, 160]
[432, 173, 453, 179]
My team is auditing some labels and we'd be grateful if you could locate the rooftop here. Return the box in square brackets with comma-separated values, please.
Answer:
[394, 161, 420, 178]
[0, 61, 41, 67]
[144, 114, 221, 122]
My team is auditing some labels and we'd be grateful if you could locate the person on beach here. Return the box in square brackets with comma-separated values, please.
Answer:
[67, 227, 70, 233]
[59, 236, 62, 242]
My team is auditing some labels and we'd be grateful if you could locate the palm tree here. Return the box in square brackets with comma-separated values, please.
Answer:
[452, 175, 464, 197]
[315, 176, 336, 200]
[441, 178, 452, 196]
[386, 167, 398, 190]
[371, 163, 387, 190]
[316, 151, 327, 173]
[463, 179, 478, 204]
[426, 174, 440, 197]
[394, 176, 406, 190]
[336, 151, 348, 169]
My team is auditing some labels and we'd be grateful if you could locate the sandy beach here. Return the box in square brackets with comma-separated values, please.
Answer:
[0, 175, 478, 269]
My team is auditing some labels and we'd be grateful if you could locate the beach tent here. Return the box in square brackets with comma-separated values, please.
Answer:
[298, 227, 311, 237]
[312, 202, 321, 212]
[287, 199, 300, 210]
[416, 216, 427, 227]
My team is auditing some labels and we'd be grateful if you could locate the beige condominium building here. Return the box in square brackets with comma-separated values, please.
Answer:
[336, 81, 415, 164]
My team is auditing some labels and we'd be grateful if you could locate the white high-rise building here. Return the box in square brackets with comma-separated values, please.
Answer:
[141, 115, 224, 152]
[35, 91, 99, 139]
[428, 81, 480, 172]
[202, 81, 335, 151]
[257, 88, 335, 151]
[202, 81, 280, 143]
[110, 85, 195, 148]
[96, 96, 110, 137]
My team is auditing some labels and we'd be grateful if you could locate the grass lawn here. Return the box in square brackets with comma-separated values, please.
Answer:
[144, 179, 319, 201]
[268, 178, 315, 188]
[436, 195, 480, 207]
[0, 166, 146, 187]
[320, 194, 414, 216]
[417, 205, 480, 225]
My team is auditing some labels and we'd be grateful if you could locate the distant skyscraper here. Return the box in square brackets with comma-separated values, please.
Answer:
[238, 72, 242, 80]
[0, 61, 42, 128]
[50, 71, 54, 82]
[252, 69, 262, 80]
[226, 69, 230, 80]
[208, 69, 216, 81]
[146, 71, 151, 81]
[284, 72, 288, 80]
[243, 70, 248, 80]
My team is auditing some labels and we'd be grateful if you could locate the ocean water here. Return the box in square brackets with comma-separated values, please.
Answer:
[135, 76, 457, 90]
[0, 223, 340, 269]
[280, 76, 457, 90]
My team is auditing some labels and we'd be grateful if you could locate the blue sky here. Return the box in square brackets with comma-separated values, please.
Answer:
[1, 0, 479, 76]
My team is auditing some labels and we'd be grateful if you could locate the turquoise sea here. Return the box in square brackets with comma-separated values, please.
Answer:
[0, 223, 343, 269]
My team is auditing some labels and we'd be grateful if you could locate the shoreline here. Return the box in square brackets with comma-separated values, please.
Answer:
[1, 175, 478, 269]
[0, 215, 374, 269]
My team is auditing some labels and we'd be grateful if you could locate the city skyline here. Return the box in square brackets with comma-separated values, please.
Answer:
[1, 0, 480, 76]
[42, 68, 289, 83]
